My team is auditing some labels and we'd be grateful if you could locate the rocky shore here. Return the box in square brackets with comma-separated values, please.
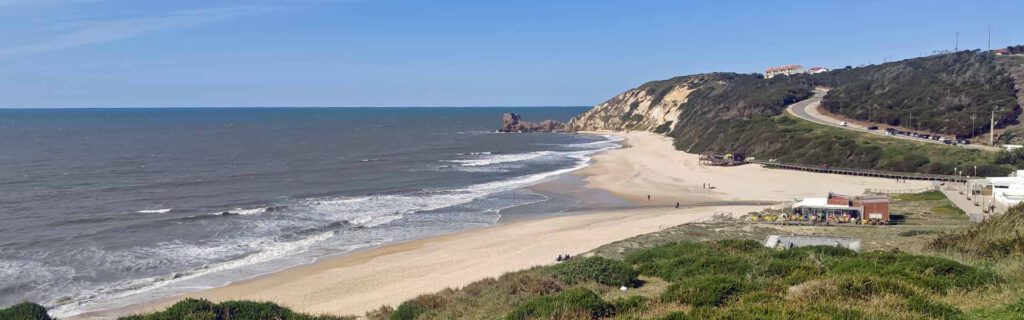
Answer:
[498, 113, 567, 133]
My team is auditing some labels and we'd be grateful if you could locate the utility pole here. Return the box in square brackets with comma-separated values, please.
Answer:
[971, 112, 977, 138]
[988, 26, 992, 51]
[955, 32, 960, 52]
[990, 108, 996, 146]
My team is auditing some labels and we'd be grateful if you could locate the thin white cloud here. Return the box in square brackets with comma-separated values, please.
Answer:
[0, 5, 273, 59]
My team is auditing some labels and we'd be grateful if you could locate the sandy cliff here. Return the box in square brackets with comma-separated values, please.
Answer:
[567, 75, 713, 133]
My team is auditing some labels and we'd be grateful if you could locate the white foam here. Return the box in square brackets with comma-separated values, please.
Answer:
[47, 231, 335, 318]
[311, 137, 619, 230]
[136, 208, 172, 214]
[47, 134, 622, 318]
[446, 151, 552, 167]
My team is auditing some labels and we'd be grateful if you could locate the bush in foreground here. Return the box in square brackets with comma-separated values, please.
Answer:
[661, 275, 747, 307]
[120, 298, 347, 320]
[504, 288, 612, 320]
[549, 256, 638, 287]
[0, 303, 51, 320]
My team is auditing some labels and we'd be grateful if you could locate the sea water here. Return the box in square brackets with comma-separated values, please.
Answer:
[0, 107, 618, 317]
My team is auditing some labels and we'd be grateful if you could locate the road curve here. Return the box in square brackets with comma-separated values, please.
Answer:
[786, 88, 999, 152]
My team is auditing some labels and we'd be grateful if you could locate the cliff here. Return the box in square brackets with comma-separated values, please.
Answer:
[567, 74, 711, 133]
[567, 73, 813, 136]
[498, 113, 567, 133]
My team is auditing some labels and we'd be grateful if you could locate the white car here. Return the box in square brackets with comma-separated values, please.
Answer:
[839, 121, 848, 126]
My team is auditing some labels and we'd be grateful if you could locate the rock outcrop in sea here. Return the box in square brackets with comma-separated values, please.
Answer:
[498, 113, 567, 133]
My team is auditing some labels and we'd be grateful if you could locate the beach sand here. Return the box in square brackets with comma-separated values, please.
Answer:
[91, 131, 929, 319]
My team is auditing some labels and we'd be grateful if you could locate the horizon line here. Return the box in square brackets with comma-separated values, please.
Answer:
[0, 105, 593, 110]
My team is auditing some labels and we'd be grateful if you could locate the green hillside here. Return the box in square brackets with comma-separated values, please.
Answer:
[815, 51, 1020, 138]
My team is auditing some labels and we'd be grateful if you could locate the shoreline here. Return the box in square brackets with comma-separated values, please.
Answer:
[77, 131, 930, 319]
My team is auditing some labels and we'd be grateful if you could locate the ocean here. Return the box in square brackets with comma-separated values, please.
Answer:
[0, 107, 618, 317]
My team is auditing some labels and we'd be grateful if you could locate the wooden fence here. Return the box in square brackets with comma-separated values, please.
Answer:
[752, 161, 964, 182]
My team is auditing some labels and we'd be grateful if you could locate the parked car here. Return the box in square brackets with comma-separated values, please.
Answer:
[839, 121, 848, 127]
[920, 134, 930, 139]
[962, 140, 972, 145]
[867, 125, 879, 130]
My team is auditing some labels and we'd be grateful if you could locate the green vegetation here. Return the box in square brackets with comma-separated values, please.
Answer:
[675, 111, 1013, 175]
[643, 57, 1022, 175]
[117, 299, 348, 320]
[549, 256, 638, 287]
[895, 191, 948, 201]
[609, 51, 1023, 174]
[929, 203, 1024, 259]
[356, 240, 1006, 319]
[0, 303, 51, 320]
[813, 51, 1020, 137]
[505, 288, 613, 320]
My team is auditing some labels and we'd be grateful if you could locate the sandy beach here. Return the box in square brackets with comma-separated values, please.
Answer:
[92, 131, 929, 319]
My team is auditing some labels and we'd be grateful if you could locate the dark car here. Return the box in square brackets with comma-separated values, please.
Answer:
[867, 125, 879, 130]
[962, 140, 972, 145]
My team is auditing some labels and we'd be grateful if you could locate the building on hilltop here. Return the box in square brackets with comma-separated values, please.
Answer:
[765, 65, 804, 78]
[807, 66, 829, 74]
[790, 192, 891, 224]
[994, 48, 1010, 56]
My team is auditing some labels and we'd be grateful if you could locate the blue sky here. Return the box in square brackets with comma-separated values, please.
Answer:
[1, 0, 1022, 108]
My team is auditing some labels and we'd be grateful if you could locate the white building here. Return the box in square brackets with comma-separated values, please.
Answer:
[765, 65, 804, 78]
[966, 170, 1024, 214]
[807, 67, 829, 74]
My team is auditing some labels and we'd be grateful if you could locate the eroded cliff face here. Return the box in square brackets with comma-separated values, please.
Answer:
[568, 75, 712, 133]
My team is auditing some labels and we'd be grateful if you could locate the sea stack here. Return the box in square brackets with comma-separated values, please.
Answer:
[498, 113, 567, 133]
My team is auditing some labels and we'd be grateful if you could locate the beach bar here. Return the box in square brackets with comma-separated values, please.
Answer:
[791, 192, 891, 224]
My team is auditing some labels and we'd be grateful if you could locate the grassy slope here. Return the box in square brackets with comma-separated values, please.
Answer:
[677, 111, 1013, 176]
[652, 51, 1024, 175]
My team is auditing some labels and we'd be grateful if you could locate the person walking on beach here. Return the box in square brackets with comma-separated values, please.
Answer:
[647, 195, 650, 200]
[675, 202, 680, 208]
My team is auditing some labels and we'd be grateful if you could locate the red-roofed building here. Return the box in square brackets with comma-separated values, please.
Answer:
[994, 48, 1010, 56]
[792, 193, 891, 224]
[765, 65, 804, 78]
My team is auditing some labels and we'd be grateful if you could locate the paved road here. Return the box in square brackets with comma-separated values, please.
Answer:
[941, 186, 986, 222]
[786, 88, 999, 152]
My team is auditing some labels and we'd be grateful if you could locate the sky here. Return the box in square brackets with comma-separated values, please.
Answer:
[0, 0, 1022, 108]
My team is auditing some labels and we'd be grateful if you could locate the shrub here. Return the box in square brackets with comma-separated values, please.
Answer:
[498, 271, 562, 295]
[504, 288, 612, 320]
[929, 203, 1024, 258]
[831, 274, 917, 299]
[828, 251, 998, 293]
[388, 301, 425, 320]
[660, 311, 691, 320]
[120, 298, 345, 320]
[904, 295, 962, 320]
[0, 303, 52, 320]
[611, 295, 648, 314]
[550, 256, 638, 287]
[661, 275, 747, 307]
